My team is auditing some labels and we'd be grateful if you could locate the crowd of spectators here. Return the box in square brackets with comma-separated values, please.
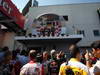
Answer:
[0, 40, 100, 75]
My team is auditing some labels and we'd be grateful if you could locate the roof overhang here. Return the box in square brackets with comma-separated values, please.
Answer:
[15, 35, 83, 45]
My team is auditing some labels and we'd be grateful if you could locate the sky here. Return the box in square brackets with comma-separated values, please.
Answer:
[12, 0, 100, 12]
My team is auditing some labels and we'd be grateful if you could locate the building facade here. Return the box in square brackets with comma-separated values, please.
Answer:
[15, 2, 100, 52]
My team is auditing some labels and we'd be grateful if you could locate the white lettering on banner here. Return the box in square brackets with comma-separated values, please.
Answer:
[0, 0, 13, 14]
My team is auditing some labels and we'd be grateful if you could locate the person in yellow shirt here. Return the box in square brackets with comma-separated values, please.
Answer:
[59, 45, 90, 75]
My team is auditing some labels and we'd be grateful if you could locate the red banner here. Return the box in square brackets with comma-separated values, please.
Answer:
[0, 0, 25, 29]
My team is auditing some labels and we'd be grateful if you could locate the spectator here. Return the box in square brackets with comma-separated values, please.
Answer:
[10, 50, 22, 75]
[56, 51, 66, 72]
[85, 40, 100, 75]
[0, 46, 9, 63]
[48, 50, 59, 75]
[36, 53, 43, 63]
[42, 51, 49, 75]
[17, 50, 29, 65]
[50, 49, 57, 61]
[20, 50, 44, 75]
[59, 45, 90, 75]
[0, 50, 12, 75]
[90, 54, 97, 65]
[80, 52, 86, 65]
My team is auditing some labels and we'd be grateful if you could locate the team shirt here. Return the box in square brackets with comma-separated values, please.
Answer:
[59, 58, 90, 75]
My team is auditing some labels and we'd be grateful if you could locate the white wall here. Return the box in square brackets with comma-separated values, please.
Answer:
[0, 32, 16, 50]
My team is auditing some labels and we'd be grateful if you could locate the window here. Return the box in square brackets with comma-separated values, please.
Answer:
[93, 30, 100, 36]
[77, 30, 85, 36]
[63, 16, 68, 21]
